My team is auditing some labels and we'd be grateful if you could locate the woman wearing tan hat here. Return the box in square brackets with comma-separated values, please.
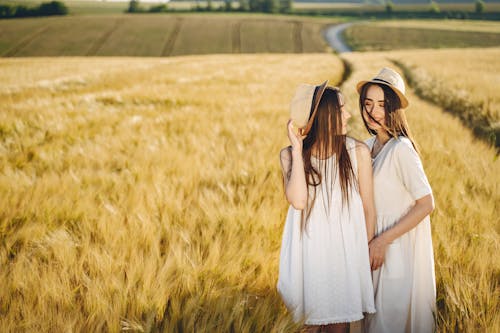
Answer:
[277, 82, 376, 332]
[357, 68, 436, 333]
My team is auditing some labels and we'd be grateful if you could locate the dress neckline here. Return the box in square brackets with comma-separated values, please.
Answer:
[311, 153, 335, 161]
[371, 137, 394, 160]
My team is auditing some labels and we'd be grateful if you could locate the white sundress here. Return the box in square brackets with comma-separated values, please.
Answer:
[365, 136, 436, 333]
[277, 137, 376, 325]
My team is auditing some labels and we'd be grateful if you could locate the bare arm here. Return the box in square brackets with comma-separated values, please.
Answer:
[369, 193, 434, 270]
[279, 120, 308, 210]
[369, 140, 435, 270]
[356, 142, 376, 242]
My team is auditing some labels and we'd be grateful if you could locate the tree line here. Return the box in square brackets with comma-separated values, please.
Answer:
[0, 1, 68, 18]
[127, 0, 293, 14]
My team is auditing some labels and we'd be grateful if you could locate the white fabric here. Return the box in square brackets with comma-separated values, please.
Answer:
[278, 137, 376, 325]
[364, 136, 436, 333]
[277, 207, 304, 322]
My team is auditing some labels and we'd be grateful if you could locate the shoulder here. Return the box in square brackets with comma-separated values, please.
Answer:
[391, 136, 424, 170]
[347, 136, 371, 157]
[392, 136, 418, 156]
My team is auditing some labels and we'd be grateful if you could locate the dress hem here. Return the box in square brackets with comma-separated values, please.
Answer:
[304, 310, 376, 325]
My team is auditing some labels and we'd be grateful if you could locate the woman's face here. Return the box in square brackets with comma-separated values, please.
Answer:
[338, 93, 351, 135]
[362, 84, 385, 132]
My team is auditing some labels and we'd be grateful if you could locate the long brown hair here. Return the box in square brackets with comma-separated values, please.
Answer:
[301, 87, 356, 231]
[359, 83, 419, 153]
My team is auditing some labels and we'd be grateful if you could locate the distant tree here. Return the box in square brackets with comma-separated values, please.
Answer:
[239, 0, 250, 11]
[0, 4, 16, 17]
[475, 0, 485, 14]
[223, 0, 232, 11]
[249, 0, 261, 11]
[15, 4, 36, 17]
[127, 0, 143, 13]
[385, 0, 394, 14]
[207, 0, 213, 11]
[148, 3, 168, 12]
[279, 0, 292, 13]
[38, 1, 68, 15]
[0, 1, 67, 18]
[263, 0, 278, 13]
[429, 0, 440, 14]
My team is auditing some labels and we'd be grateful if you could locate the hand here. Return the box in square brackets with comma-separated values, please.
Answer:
[368, 235, 389, 271]
[287, 119, 305, 153]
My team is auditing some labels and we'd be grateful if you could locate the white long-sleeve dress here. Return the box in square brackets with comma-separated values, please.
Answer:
[365, 136, 436, 333]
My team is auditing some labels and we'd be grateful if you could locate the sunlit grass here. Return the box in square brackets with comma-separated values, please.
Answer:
[387, 48, 500, 146]
[0, 51, 498, 332]
[0, 54, 344, 332]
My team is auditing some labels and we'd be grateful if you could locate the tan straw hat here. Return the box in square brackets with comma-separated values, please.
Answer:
[356, 67, 409, 108]
[289, 80, 329, 136]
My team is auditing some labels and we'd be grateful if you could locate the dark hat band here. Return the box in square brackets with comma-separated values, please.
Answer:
[372, 78, 393, 86]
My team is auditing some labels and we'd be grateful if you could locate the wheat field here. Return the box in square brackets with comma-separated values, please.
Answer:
[343, 20, 500, 51]
[0, 14, 335, 57]
[0, 51, 499, 332]
[389, 47, 500, 146]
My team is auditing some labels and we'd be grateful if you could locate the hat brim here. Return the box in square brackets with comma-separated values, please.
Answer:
[300, 80, 329, 135]
[356, 80, 409, 109]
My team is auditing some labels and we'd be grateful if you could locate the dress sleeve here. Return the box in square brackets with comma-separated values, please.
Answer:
[394, 139, 432, 200]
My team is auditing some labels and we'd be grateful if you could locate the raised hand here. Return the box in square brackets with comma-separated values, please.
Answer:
[287, 119, 305, 154]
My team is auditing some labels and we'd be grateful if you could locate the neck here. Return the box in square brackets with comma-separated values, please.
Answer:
[376, 130, 391, 144]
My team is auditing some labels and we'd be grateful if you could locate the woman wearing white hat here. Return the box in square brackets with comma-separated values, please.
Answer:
[277, 82, 376, 332]
[357, 68, 436, 333]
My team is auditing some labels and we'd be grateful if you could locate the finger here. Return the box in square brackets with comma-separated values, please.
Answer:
[376, 258, 383, 270]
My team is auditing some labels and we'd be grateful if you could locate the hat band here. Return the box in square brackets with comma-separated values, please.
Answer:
[372, 78, 393, 86]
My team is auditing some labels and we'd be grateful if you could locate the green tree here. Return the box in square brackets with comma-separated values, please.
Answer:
[429, 0, 440, 14]
[148, 3, 168, 12]
[475, 0, 485, 14]
[38, 1, 68, 15]
[263, 0, 278, 13]
[279, 0, 292, 13]
[249, 0, 261, 11]
[239, 0, 250, 11]
[0, 4, 14, 17]
[127, 0, 142, 13]
[385, 0, 394, 14]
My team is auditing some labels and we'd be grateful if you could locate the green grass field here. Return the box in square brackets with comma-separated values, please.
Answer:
[0, 14, 335, 57]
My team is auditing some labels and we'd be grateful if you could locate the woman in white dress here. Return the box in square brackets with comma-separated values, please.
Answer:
[277, 81, 376, 333]
[356, 68, 436, 333]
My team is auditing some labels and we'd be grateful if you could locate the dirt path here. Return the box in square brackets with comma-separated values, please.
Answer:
[323, 22, 357, 53]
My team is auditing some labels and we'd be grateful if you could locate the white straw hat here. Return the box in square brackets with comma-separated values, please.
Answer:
[289, 80, 329, 135]
[356, 67, 409, 108]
